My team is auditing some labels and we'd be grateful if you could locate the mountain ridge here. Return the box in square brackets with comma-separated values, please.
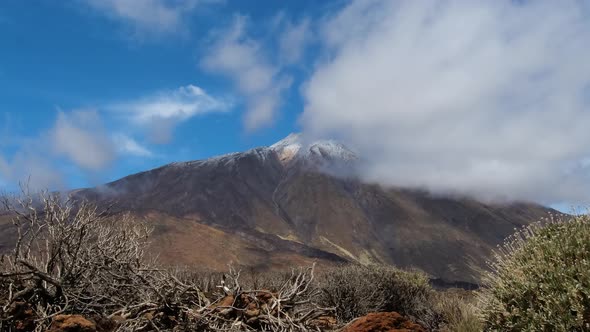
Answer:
[65, 133, 556, 283]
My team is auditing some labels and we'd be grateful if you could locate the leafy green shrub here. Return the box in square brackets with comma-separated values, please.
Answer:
[479, 213, 590, 331]
[316, 264, 441, 328]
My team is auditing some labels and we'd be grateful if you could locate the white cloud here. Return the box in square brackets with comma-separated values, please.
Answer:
[276, 16, 311, 64]
[113, 134, 153, 157]
[0, 143, 64, 191]
[301, 0, 590, 204]
[52, 110, 116, 171]
[85, 0, 199, 34]
[0, 110, 122, 191]
[1, 85, 223, 190]
[201, 16, 290, 131]
[112, 84, 230, 144]
[126, 85, 228, 122]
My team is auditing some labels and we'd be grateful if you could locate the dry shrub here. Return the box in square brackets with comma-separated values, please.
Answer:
[171, 267, 294, 298]
[0, 189, 331, 331]
[0, 190, 206, 331]
[199, 265, 334, 331]
[316, 264, 441, 329]
[234, 268, 295, 292]
[0, 188, 497, 331]
[479, 213, 590, 331]
[434, 290, 482, 332]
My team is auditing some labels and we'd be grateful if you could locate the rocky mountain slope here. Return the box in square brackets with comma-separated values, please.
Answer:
[67, 133, 554, 283]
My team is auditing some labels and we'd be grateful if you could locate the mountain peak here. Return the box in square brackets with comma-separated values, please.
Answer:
[270, 133, 303, 149]
[270, 133, 304, 165]
[270, 133, 357, 166]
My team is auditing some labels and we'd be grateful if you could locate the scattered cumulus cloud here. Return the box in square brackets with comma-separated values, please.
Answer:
[52, 110, 117, 171]
[85, 0, 199, 34]
[1, 111, 132, 191]
[0, 84, 225, 190]
[112, 84, 231, 144]
[201, 16, 291, 131]
[301, 0, 590, 204]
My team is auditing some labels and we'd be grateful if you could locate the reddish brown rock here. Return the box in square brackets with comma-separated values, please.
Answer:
[238, 290, 276, 318]
[48, 315, 96, 332]
[342, 312, 426, 332]
[207, 295, 236, 317]
[255, 291, 274, 302]
[218, 295, 236, 307]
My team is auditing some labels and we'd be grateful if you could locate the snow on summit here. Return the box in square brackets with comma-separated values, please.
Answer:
[171, 133, 358, 170]
[270, 133, 357, 166]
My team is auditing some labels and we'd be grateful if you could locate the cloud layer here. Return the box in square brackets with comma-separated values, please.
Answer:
[301, 0, 590, 203]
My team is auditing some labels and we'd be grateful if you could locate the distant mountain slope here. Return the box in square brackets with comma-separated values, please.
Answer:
[70, 134, 554, 283]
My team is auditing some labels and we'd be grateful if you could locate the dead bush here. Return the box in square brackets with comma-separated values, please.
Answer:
[316, 264, 442, 329]
[198, 265, 334, 331]
[0, 190, 206, 331]
[0, 189, 332, 331]
[173, 266, 294, 297]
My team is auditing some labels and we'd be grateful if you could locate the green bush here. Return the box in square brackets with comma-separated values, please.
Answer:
[316, 264, 441, 328]
[479, 213, 590, 331]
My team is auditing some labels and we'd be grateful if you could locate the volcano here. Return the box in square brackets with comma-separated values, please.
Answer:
[65, 133, 555, 283]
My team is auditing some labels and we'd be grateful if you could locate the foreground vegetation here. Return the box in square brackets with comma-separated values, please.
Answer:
[0, 191, 588, 331]
[479, 212, 590, 331]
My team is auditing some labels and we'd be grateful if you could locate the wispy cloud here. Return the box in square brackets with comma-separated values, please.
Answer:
[113, 134, 153, 157]
[84, 0, 199, 35]
[201, 16, 291, 131]
[52, 110, 116, 171]
[111, 84, 231, 144]
[301, 0, 590, 204]
[0, 110, 148, 191]
[0, 84, 227, 190]
[124, 85, 229, 122]
[278, 17, 311, 65]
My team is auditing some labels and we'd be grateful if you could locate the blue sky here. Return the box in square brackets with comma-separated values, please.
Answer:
[0, 0, 326, 190]
[1, 0, 590, 210]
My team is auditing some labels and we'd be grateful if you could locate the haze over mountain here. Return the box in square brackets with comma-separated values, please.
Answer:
[67, 134, 555, 284]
